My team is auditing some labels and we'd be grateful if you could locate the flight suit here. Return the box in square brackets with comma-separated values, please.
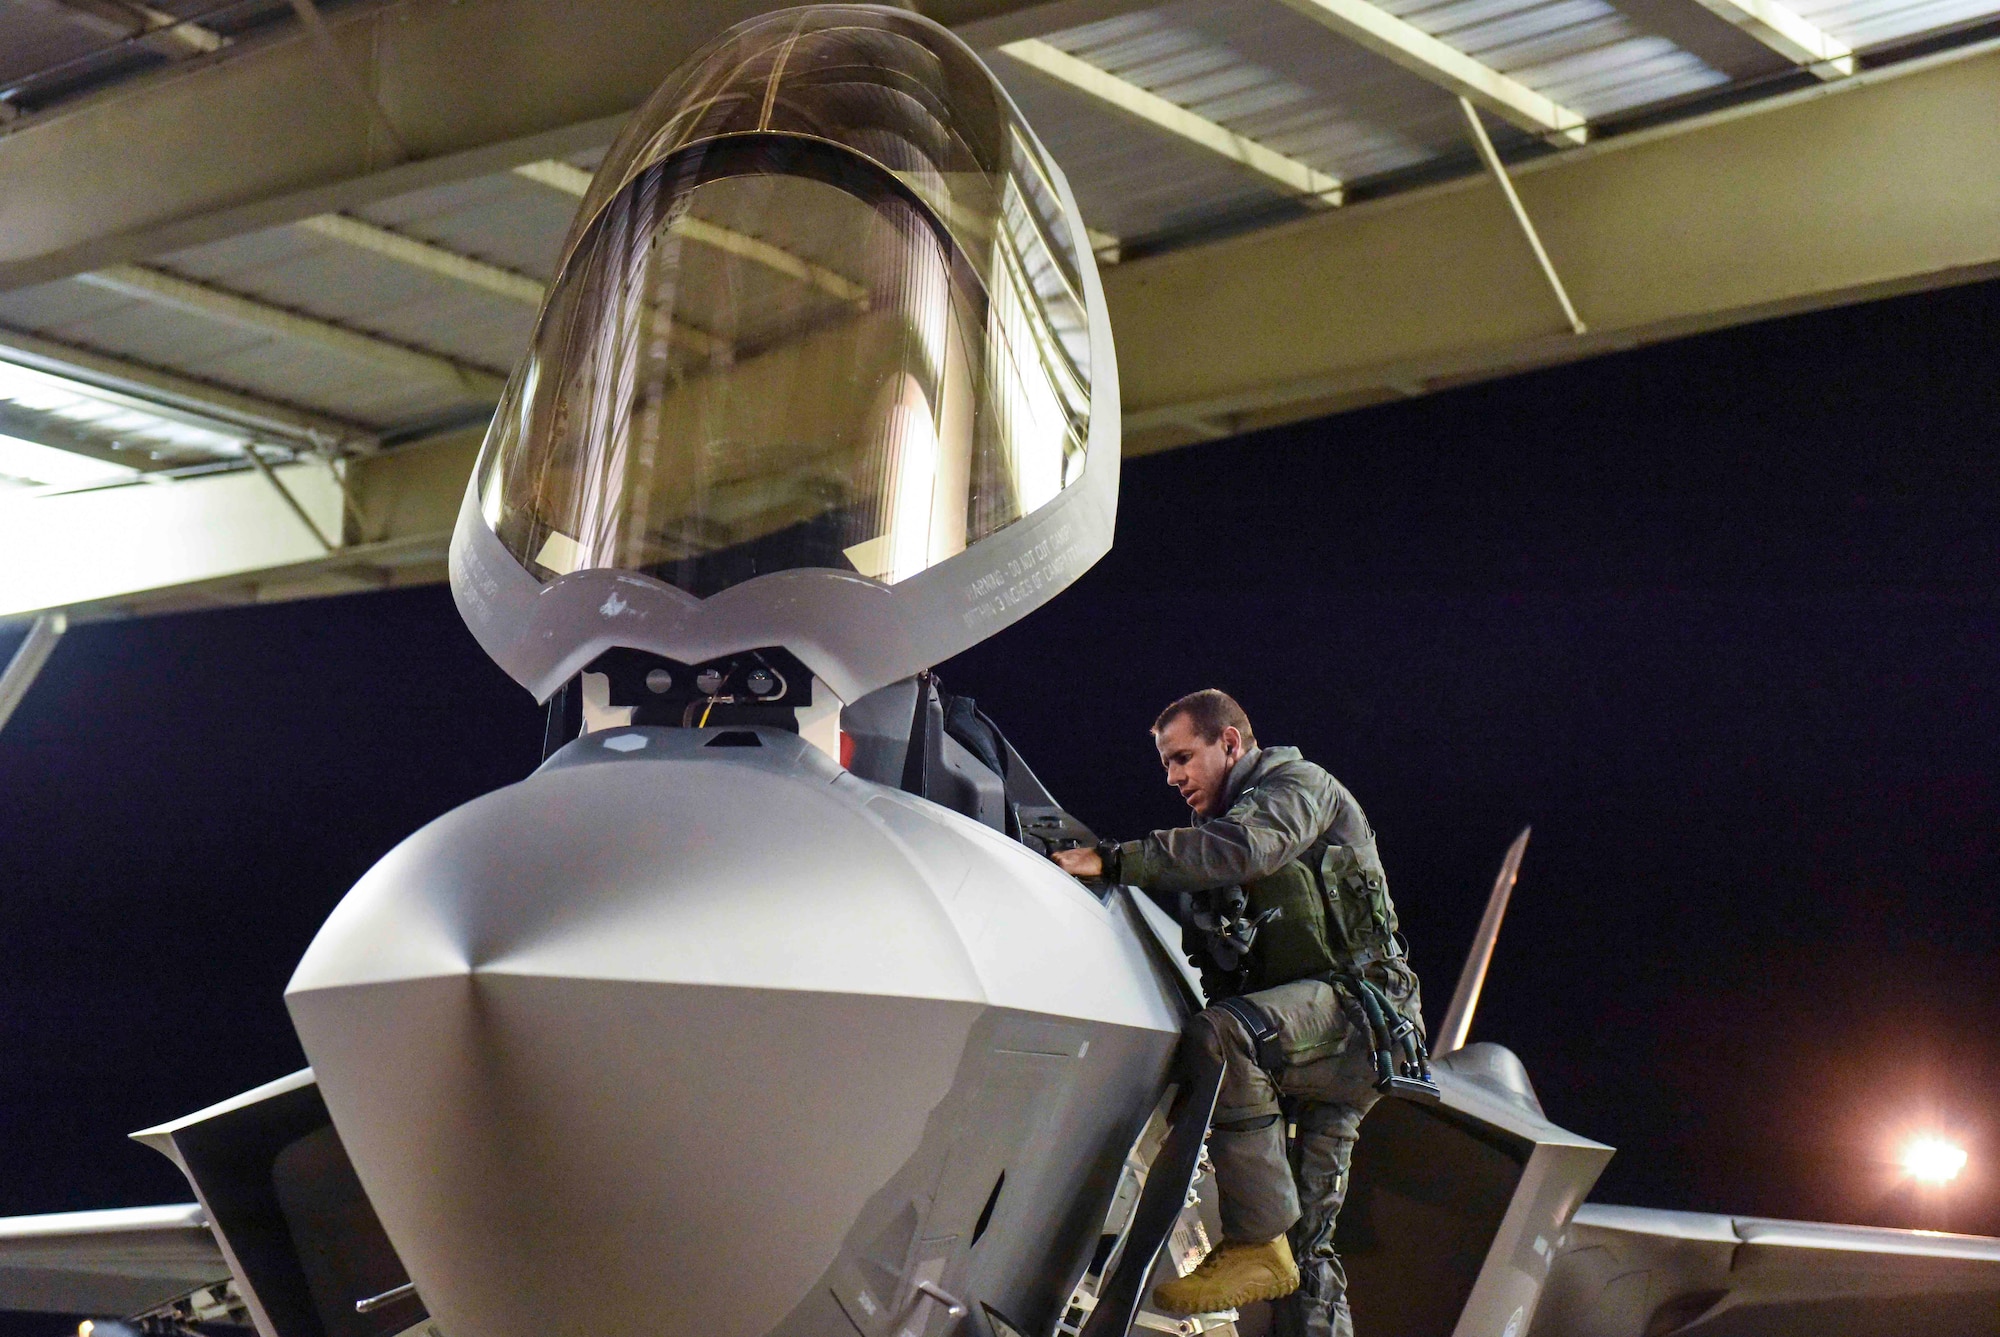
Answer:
[1112, 747, 1423, 1337]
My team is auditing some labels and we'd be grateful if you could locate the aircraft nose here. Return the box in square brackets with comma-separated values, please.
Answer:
[285, 734, 988, 1337]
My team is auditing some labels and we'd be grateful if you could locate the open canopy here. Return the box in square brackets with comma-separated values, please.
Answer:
[475, 7, 1094, 600]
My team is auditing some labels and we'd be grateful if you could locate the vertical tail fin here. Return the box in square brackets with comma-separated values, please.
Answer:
[1433, 827, 1531, 1056]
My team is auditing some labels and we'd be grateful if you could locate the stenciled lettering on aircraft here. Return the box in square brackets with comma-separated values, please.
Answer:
[456, 543, 497, 620]
[961, 521, 1077, 628]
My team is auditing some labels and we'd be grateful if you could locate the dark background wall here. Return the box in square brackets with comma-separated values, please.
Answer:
[1, 277, 1995, 1335]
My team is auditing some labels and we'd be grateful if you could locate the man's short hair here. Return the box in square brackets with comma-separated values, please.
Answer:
[1153, 689, 1256, 749]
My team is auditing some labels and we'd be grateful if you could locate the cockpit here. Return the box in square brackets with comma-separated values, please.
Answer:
[449, 7, 1118, 856]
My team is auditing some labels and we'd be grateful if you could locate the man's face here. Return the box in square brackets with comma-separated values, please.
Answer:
[1154, 714, 1244, 818]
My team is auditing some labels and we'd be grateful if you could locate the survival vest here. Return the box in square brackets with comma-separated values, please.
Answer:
[1208, 833, 1410, 1001]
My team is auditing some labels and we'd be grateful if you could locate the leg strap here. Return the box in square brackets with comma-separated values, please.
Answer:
[1213, 994, 1286, 1075]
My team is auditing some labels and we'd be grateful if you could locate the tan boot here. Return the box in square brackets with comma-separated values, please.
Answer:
[1150, 1235, 1301, 1315]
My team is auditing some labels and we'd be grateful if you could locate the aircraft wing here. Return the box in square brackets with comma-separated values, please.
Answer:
[1533, 1201, 2000, 1336]
[0, 1204, 229, 1317]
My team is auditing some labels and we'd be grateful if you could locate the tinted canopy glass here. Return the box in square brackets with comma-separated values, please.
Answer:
[477, 8, 1093, 597]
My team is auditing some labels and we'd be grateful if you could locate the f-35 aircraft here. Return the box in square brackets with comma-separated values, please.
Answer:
[3, 10, 1996, 1337]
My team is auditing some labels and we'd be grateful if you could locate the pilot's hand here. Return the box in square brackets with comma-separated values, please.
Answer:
[1052, 846, 1104, 879]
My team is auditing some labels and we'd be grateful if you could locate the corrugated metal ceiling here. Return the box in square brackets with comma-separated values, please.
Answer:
[1, 0, 1996, 468]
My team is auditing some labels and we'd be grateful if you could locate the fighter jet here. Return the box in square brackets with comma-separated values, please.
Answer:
[3, 10, 1996, 1337]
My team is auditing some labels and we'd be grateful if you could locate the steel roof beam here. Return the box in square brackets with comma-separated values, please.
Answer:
[1684, 0, 1856, 78]
[999, 39, 1343, 203]
[46, 0, 227, 58]
[0, 0, 1068, 293]
[508, 159, 593, 197]
[296, 214, 544, 306]
[1459, 99, 1585, 334]
[11, 33, 2000, 622]
[1107, 39, 2000, 450]
[1268, 0, 1590, 146]
[242, 440, 337, 552]
[0, 612, 67, 735]
[73, 264, 506, 399]
[284, 0, 408, 159]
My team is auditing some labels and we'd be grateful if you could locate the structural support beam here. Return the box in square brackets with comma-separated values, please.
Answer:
[1106, 39, 2000, 452]
[508, 159, 595, 197]
[12, 28, 2000, 620]
[45, 0, 226, 58]
[297, 214, 544, 306]
[1686, 0, 1855, 78]
[73, 264, 506, 398]
[1268, 0, 1589, 145]
[999, 39, 1343, 203]
[1459, 99, 1586, 335]
[0, 611, 68, 733]
[284, 0, 409, 159]
[0, 0, 1067, 292]
[243, 444, 338, 552]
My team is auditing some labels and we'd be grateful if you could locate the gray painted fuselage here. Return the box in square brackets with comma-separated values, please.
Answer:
[286, 727, 1186, 1337]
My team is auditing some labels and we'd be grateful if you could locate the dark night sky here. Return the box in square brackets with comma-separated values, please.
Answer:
[2, 277, 1997, 1326]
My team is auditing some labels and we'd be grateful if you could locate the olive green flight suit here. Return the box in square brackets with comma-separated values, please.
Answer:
[1113, 747, 1423, 1337]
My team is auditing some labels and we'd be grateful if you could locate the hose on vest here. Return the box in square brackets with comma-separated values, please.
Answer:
[1342, 975, 1440, 1102]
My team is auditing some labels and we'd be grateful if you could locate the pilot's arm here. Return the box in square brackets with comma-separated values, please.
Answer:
[1072, 759, 1341, 892]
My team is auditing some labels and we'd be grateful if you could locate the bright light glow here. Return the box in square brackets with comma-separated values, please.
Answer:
[0, 433, 139, 491]
[0, 455, 346, 617]
[1903, 1137, 1968, 1184]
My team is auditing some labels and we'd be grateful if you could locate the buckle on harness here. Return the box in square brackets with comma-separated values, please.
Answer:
[1188, 886, 1282, 976]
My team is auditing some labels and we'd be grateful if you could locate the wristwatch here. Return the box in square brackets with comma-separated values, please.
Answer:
[1094, 839, 1122, 883]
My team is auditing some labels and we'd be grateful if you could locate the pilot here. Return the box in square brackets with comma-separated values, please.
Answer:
[1053, 690, 1423, 1337]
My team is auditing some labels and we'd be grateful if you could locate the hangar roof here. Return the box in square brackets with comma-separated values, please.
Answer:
[0, 0, 1998, 623]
